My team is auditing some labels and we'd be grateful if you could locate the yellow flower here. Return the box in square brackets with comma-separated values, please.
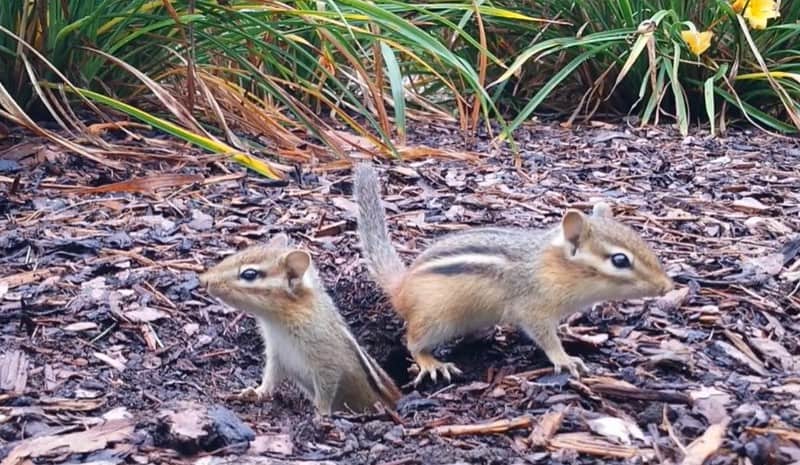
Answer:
[733, 0, 781, 29]
[681, 29, 714, 56]
[731, 0, 747, 13]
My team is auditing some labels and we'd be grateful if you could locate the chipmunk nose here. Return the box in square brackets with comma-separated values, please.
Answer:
[198, 272, 209, 288]
[659, 277, 675, 295]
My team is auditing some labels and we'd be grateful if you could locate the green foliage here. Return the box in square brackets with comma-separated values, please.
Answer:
[481, 0, 800, 135]
[0, 0, 178, 115]
[1, 0, 798, 175]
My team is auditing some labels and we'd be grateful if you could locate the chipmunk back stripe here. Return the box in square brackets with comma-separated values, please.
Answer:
[342, 330, 401, 406]
[415, 254, 507, 276]
[449, 227, 521, 237]
[417, 245, 513, 264]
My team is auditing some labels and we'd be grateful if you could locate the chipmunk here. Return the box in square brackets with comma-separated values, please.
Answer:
[198, 233, 401, 415]
[353, 164, 674, 386]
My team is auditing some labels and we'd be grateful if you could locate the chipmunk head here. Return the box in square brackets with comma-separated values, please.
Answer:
[558, 202, 673, 301]
[198, 233, 315, 318]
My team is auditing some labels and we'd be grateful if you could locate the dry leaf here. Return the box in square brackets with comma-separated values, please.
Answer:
[654, 286, 690, 311]
[188, 210, 214, 231]
[250, 434, 293, 455]
[690, 387, 732, 424]
[389, 166, 420, 179]
[63, 322, 99, 332]
[124, 307, 169, 323]
[712, 340, 768, 376]
[93, 352, 126, 372]
[732, 197, 769, 211]
[748, 336, 800, 371]
[331, 197, 359, 217]
[69, 174, 202, 195]
[744, 253, 785, 276]
[744, 217, 792, 235]
[586, 416, 646, 445]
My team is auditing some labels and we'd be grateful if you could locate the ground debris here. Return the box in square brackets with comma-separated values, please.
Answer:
[547, 432, 653, 460]
[407, 414, 533, 437]
[678, 417, 730, 465]
[0, 350, 28, 394]
[2, 121, 799, 465]
[154, 400, 255, 456]
[0, 419, 134, 465]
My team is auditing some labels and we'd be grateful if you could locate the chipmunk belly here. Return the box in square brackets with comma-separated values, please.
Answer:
[260, 322, 315, 396]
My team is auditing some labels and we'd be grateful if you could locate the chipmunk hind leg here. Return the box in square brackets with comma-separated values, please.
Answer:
[404, 316, 464, 386]
[397, 274, 507, 386]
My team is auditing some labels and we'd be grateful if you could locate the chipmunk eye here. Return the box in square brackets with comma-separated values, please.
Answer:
[239, 269, 261, 281]
[610, 253, 631, 269]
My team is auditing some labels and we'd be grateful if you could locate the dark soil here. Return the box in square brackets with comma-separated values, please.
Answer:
[1, 121, 799, 465]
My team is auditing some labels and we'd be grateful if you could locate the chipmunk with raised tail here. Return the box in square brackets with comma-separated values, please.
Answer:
[199, 233, 401, 415]
[353, 164, 674, 386]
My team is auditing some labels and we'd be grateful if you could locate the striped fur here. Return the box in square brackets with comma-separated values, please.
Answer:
[353, 165, 673, 384]
[199, 235, 401, 414]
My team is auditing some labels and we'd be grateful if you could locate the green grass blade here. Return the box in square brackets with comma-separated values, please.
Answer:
[74, 87, 282, 179]
[704, 76, 715, 136]
[499, 44, 612, 141]
[669, 41, 688, 136]
[380, 41, 406, 144]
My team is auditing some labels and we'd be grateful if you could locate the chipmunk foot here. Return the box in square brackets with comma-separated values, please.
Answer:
[552, 356, 589, 379]
[408, 352, 463, 387]
[236, 385, 272, 402]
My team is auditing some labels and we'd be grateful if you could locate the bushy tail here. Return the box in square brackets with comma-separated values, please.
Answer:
[353, 164, 406, 292]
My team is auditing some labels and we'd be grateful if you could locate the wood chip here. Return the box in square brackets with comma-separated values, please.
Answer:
[410, 415, 533, 437]
[249, 433, 294, 456]
[63, 322, 99, 332]
[0, 419, 134, 465]
[586, 380, 691, 405]
[0, 268, 60, 290]
[124, 307, 169, 323]
[732, 197, 769, 211]
[679, 417, 730, 465]
[548, 432, 652, 459]
[528, 410, 564, 447]
[93, 352, 126, 372]
[715, 336, 768, 376]
[0, 350, 28, 394]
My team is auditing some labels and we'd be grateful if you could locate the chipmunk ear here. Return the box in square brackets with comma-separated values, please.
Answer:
[267, 233, 290, 249]
[282, 250, 311, 289]
[592, 201, 613, 218]
[561, 210, 588, 251]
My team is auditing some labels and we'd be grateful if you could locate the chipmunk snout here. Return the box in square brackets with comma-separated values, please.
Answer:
[659, 276, 675, 295]
[198, 272, 210, 289]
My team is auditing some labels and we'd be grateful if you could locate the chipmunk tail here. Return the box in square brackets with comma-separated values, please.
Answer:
[353, 163, 406, 292]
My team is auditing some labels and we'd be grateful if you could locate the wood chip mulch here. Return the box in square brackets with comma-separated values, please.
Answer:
[1, 121, 799, 465]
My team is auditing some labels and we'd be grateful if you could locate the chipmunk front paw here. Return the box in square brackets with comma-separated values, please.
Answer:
[236, 385, 272, 402]
[552, 356, 589, 379]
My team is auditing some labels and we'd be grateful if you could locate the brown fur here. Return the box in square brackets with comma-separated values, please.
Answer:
[353, 164, 674, 383]
[199, 234, 401, 414]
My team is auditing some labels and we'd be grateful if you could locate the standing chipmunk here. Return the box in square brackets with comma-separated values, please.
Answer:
[198, 233, 401, 415]
[353, 164, 674, 385]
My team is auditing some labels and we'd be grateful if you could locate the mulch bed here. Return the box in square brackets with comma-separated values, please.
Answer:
[1, 121, 799, 465]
